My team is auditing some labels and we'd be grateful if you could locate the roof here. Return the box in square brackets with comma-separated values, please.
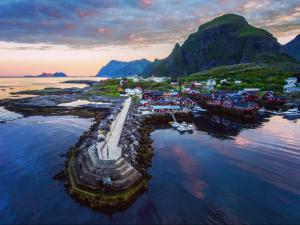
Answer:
[143, 90, 164, 96]
[152, 105, 181, 110]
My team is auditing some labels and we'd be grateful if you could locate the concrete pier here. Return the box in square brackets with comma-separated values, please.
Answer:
[71, 97, 142, 191]
[97, 97, 131, 160]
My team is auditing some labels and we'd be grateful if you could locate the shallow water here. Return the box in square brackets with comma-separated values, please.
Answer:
[0, 77, 101, 99]
[0, 115, 299, 224]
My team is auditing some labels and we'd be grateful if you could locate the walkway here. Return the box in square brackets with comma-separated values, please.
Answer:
[97, 97, 131, 160]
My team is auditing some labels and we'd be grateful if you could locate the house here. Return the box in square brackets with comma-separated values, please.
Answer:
[284, 77, 299, 93]
[234, 80, 242, 85]
[284, 86, 300, 93]
[127, 75, 141, 83]
[192, 81, 204, 88]
[151, 105, 181, 112]
[149, 76, 166, 83]
[170, 82, 178, 87]
[263, 91, 287, 105]
[206, 79, 216, 90]
[285, 77, 297, 85]
[238, 88, 260, 101]
[182, 86, 192, 93]
[142, 90, 164, 100]
[220, 79, 228, 84]
[124, 87, 143, 96]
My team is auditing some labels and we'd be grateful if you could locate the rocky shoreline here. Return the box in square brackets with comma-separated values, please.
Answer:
[1, 85, 193, 212]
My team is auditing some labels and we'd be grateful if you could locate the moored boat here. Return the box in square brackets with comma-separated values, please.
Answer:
[282, 108, 300, 118]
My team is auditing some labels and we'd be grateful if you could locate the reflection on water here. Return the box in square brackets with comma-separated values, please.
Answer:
[149, 115, 300, 224]
[0, 114, 299, 224]
[0, 77, 101, 99]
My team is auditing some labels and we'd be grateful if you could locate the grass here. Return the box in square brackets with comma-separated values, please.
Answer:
[180, 63, 295, 93]
[84, 79, 121, 97]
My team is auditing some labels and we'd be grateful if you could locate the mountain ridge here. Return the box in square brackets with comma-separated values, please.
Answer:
[143, 14, 299, 79]
[96, 59, 151, 78]
[283, 34, 300, 61]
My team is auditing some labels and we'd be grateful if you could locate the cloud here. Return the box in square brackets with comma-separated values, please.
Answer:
[0, 0, 299, 49]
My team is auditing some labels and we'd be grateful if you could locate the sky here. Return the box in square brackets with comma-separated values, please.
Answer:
[0, 0, 299, 77]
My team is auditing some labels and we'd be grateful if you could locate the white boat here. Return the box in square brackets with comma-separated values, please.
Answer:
[271, 110, 283, 115]
[177, 122, 193, 132]
[171, 122, 180, 128]
[282, 108, 300, 118]
[177, 125, 193, 132]
[192, 106, 207, 113]
[258, 107, 268, 115]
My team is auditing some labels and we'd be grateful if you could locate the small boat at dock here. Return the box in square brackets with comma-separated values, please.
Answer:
[171, 122, 180, 128]
[282, 108, 300, 118]
[177, 122, 193, 133]
[192, 106, 207, 114]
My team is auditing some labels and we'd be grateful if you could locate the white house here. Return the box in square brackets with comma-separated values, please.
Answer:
[285, 77, 297, 86]
[124, 87, 143, 96]
[206, 79, 216, 90]
[149, 76, 166, 83]
[220, 79, 228, 84]
[234, 80, 242, 85]
[284, 77, 299, 93]
[192, 81, 205, 88]
[182, 86, 191, 92]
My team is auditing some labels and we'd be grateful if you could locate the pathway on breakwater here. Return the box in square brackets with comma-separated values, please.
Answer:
[97, 97, 131, 160]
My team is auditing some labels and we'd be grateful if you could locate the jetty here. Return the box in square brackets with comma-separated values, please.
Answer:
[70, 97, 142, 192]
[97, 97, 131, 160]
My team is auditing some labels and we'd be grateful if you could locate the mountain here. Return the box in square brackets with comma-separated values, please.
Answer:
[143, 14, 297, 79]
[25, 72, 67, 78]
[96, 59, 151, 77]
[283, 35, 300, 61]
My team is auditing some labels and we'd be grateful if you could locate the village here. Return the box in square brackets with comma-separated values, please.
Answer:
[116, 74, 300, 124]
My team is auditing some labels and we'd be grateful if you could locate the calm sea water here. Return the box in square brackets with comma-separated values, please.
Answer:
[0, 77, 101, 99]
[0, 114, 299, 224]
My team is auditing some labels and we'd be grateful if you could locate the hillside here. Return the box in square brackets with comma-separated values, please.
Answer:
[143, 14, 298, 79]
[283, 35, 300, 61]
[96, 59, 151, 78]
[181, 63, 296, 92]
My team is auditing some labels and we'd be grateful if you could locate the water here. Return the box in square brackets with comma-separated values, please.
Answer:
[0, 115, 299, 224]
[0, 77, 101, 99]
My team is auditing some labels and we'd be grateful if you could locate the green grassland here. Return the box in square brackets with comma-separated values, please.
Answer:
[84, 78, 173, 98]
[180, 63, 297, 93]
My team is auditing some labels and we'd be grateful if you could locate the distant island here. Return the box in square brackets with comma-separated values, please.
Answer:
[25, 72, 68, 78]
[96, 59, 151, 78]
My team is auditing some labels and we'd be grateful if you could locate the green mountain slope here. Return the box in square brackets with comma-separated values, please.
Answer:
[143, 14, 299, 78]
[181, 63, 296, 92]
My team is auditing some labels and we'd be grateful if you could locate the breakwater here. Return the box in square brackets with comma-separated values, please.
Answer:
[65, 97, 192, 211]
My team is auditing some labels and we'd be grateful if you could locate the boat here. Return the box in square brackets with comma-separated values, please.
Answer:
[171, 122, 180, 128]
[177, 122, 193, 132]
[282, 108, 300, 118]
[192, 106, 207, 113]
[271, 110, 283, 115]
[257, 107, 270, 115]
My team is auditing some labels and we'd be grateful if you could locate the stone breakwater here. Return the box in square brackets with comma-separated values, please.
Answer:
[66, 98, 147, 210]
[64, 97, 192, 211]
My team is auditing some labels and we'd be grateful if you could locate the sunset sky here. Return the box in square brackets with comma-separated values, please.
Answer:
[0, 0, 299, 77]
